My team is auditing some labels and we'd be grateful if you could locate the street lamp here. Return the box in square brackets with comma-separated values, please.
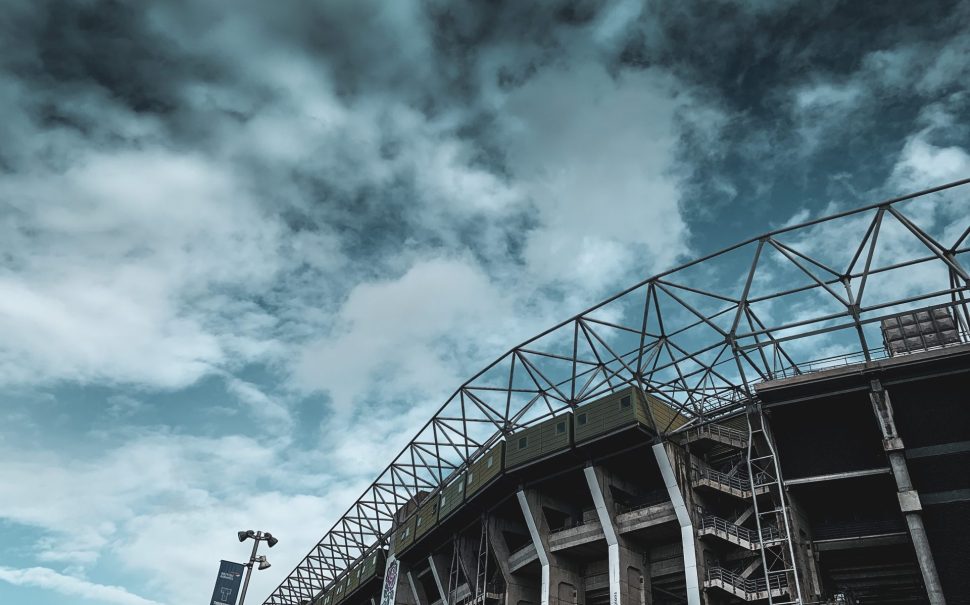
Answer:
[236, 530, 278, 605]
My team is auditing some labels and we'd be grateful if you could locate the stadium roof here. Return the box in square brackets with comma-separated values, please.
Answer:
[264, 178, 970, 605]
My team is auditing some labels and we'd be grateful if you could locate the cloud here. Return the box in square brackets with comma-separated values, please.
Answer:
[2, 3, 968, 605]
[0, 147, 286, 389]
[0, 566, 162, 605]
[497, 63, 692, 292]
[294, 256, 530, 406]
[0, 431, 366, 605]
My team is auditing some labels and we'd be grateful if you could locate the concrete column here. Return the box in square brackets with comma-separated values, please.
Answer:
[584, 466, 620, 605]
[518, 490, 551, 605]
[428, 554, 451, 605]
[584, 466, 651, 605]
[870, 380, 946, 605]
[487, 514, 540, 605]
[407, 570, 430, 605]
[517, 489, 584, 605]
[652, 443, 701, 605]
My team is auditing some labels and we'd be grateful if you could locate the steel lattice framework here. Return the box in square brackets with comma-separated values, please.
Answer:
[263, 179, 970, 605]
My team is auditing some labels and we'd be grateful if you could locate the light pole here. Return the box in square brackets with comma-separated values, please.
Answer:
[237, 529, 278, 605]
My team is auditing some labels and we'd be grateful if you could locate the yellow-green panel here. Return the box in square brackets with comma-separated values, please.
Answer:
[647, 394, 687, 432]
[360, 549, 386, 581]
[574, 387, 651, 443]
[392, 515, 416, 551]
[414, 497, 438, 539]
[505, 414, 573, 469]
[504, 423, 543, 468]
[438, 472, 466, 519]
[539, 413, 572, 454]
[347, 562, 361, 592]
[332, 577, 348, 604]
[466, 442, 504, 496]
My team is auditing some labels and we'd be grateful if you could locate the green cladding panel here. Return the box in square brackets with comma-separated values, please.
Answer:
[438, 472, 466, 520]
[647, 393, 688, 432]
[346, 563, 361, 593]
[574, 386, 649, 444]
[414, 497, 438, 539]
[332, 577, 347, 604]
[504, 413, 573, 469]
[466, 442, 504, 496]
[392, 515, 416, 552]
[573, 386, 687, 443]
[361, 549, 386, 581]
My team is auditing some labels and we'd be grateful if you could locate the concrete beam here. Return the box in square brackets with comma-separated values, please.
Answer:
[486, 514, 539, 605]
[408, 570, 430, 605]
[517, 490, 550, 605]
[584, 467, 620, 605]
[784, 467, 891, 485]
[427, 554, 450, 605]
[651, 443, 701, 605]
[517, 489, 584, 605]
[871, 381, 946, 605]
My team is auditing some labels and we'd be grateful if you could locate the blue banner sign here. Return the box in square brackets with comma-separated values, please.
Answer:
[209, 560, 245, 605]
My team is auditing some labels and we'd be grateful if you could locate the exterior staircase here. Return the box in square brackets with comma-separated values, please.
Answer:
[698, 514, 783, 550]
[681, 423, 749, 449]
[691, 465, 769, 499]
[704, 567, 791, 602]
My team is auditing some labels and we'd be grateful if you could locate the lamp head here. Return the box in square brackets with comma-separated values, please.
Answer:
[237, 530, 250, 543]
[264, 532, 279, 548]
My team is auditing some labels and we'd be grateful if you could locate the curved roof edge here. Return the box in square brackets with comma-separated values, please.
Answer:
[264, 178, 970, 605]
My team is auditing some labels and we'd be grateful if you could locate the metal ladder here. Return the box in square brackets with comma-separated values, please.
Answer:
[474, 518, 489, 601]
[746, 410, 802, 604]
[447, 535, 462, 605]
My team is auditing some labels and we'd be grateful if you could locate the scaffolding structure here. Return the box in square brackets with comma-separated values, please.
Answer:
[263, 179, 970, 605]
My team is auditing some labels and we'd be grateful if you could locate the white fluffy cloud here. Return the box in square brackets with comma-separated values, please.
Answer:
[0, 148, 284, 389]
[0, 567, 162, 605]
[0, 432, 368, 605]
[500, 64, 691, 292]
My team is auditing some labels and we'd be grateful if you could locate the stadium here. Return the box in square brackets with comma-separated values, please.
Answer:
[262, 181, 970, 605]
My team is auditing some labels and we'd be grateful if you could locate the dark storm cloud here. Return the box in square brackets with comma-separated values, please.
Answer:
[0, 0, 968, 376]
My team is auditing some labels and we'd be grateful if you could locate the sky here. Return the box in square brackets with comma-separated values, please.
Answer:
[0, 1, 969, 604]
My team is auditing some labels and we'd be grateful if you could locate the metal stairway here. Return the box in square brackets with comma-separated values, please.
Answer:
[682, 423, 749, 449]
[698, 514, 783, 551]
[692, 463, 769, 499]
[745, 411, 802, 605]
[704, 566, 789, 601]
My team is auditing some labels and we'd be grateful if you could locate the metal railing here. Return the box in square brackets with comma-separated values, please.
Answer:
[685, 423, 749, 444]
[706, 566, 788, 595]
[763, 303, 970, 381]
[699, 515, 782, 545]
[693, 465, 754, 492]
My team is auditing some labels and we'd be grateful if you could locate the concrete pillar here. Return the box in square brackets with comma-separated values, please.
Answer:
[652, 443, 701, 605]
[584, 466, 651, 605]
[428, 553, 451, 605]
[407, 569, 430, 605]
[456, 532, 480, 594]
[487, 514, 540, 605]
[870, 380, 946, 605]
[517, 489, 585, 605]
